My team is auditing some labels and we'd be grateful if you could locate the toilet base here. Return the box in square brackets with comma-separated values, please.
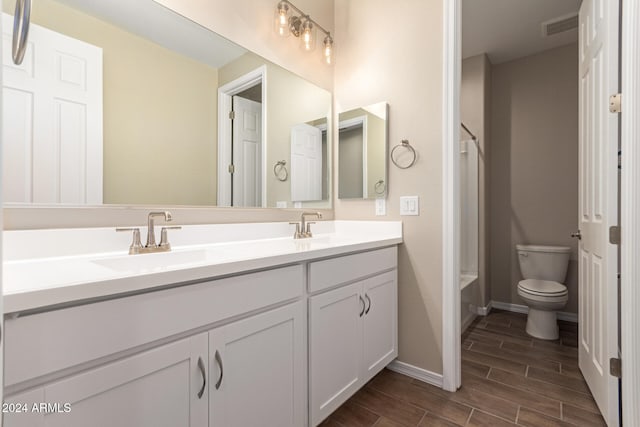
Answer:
[525, 308, 559, 340]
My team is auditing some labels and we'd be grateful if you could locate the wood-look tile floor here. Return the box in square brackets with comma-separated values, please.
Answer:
[321, 310, 606, 427]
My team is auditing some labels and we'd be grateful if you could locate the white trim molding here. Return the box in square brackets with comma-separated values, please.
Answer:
[476, 301, 492, 316]
[387, 360, 443, 388]
[490, 301, 578, 323]
[621, 0, 640, 424]
[441, 0, 462, 393]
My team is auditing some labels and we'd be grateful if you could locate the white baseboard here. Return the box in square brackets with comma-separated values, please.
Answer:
[490, 301, 578, 323]
[387, 360, 443, 388]
[476, 301, 492, 316]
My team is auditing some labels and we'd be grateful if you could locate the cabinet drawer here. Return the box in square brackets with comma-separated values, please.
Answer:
[5, 265, 303, 387]
[308, 247, 397, 293]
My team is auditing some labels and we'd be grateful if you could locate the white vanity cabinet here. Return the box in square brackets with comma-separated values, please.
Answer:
[5, 334, 209, 427]
[3, 240, 400, 427]
[308, 248, 398, 426]
[3, 265, 305, 427]
[208, 301, 305, 427]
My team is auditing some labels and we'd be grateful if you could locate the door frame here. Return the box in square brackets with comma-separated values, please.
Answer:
[442, 0, 462, 392]
[620, 0, 640, 424]
[217, 65, 267, 207]
[443, 0, 640, 422]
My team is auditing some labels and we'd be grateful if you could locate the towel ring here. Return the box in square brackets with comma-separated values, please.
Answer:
[391, 139, 417, 169]
[374, 180, 386, 195]
[274, 160, 288, 181]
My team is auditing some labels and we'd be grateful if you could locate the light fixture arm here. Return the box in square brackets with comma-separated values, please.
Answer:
[279, 0, 332, 38]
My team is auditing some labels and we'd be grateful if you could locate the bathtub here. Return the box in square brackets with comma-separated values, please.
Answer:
[461, 273, 479, 333]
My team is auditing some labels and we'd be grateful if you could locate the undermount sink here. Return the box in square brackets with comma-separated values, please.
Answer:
[92, 249, 210, 273]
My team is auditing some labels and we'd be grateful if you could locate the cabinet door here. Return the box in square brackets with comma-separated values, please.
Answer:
[5, 334, 209, 427]
[362, 270, 398, 381]
[309, 282, 364, 426]
[209, 301, 305, 427]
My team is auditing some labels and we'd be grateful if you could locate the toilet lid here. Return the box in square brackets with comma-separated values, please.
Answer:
[518, 279, 567, 296]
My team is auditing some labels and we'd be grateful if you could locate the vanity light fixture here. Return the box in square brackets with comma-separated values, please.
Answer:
[274, 0, 334, 65]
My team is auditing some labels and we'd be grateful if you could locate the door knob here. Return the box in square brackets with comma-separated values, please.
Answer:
[571, 230, 582, 240]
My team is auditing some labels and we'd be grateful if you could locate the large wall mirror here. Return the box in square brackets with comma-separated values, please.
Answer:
[1, 0, 331, 209]
[338, 102, 388, 199]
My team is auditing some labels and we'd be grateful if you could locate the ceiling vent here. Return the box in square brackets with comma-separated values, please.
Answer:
[541, 13, 579, 37]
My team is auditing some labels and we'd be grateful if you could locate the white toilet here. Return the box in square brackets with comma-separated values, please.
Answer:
[516, 244, 571, 340]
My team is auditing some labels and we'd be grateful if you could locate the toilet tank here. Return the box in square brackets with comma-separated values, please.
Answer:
[516, 244, 571, 282]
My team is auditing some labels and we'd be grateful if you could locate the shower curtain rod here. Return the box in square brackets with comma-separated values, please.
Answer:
[461, 122, 478, 141]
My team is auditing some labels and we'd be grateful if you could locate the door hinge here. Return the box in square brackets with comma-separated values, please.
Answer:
[618, 150, 622, 170]
[229, 111, 235, 120]
[609, 226, 621, 245]
[609, 93, 622, 113]
[228, 164, 235, 174]
[610, 358, 622, 378]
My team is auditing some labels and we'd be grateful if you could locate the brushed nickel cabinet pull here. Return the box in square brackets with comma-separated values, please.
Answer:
[365, 293, 371, 314]
[214, 350, 224, 390]
[197, 356, 206, 399]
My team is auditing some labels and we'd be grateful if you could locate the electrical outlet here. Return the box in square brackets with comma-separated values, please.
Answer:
[375, 198, 387, 216]
[400, 196, 419, 216]
[294, 202, 302, 209]
[276, 201, 287, 208]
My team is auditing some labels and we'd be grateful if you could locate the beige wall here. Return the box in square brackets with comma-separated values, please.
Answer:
[219, 52, 332, 208]
[15, 0, 220, 206]
[334, 0, 444, 374]
[461, 54, 492, 307]
[490, 44, 579, 313]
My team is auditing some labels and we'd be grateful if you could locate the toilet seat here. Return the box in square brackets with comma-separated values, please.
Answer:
[518, 279, 567, 296]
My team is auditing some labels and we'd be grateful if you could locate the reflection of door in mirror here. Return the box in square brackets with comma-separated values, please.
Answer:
[2, 13, 103, 204]
[217, 67, 265, 208]
[231, 89, 262, 207]
[290, 123, 322, 202]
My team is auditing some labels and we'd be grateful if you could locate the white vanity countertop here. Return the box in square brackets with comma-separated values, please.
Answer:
[3, 221, 402, 314]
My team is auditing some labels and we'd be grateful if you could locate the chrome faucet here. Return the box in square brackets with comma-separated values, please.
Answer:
[117, 211, 181, 254]
[290, 211, 323, 239]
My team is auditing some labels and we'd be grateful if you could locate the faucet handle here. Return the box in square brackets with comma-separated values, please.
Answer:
[289, 222, 303, 239]
[305, 221, 316, 237]
[159, 226, 182, 249]
[116, 228, 143, 255]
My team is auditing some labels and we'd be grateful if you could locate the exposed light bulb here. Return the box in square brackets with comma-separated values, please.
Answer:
[299, 18, 316, 51]
[274, 1, 290, 37]
[323, 35, 334, 65]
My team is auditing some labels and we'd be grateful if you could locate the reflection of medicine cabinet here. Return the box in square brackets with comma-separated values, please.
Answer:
[337, 102, 388, 199]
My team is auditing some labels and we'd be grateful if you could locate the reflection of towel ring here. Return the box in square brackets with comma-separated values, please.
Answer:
[274, 160, 288, 181]
[391, 139, 417, 169]
[374, 180, 386, 195]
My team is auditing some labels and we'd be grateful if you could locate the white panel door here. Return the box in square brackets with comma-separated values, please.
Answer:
[291, 123, 322, 202]
[578, 0, 619, 425]
[209, 302, 305, 427]
[309, 282, 363, 426]
[231, 96, 262, 207]
[362, 271, 398, 381]
[2, 13, 102, 205]
[3, 334, 209, 427]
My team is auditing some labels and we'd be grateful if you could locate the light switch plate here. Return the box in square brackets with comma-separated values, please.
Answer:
[400, 196, 419, 216]
[375, 198, 387, 216]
